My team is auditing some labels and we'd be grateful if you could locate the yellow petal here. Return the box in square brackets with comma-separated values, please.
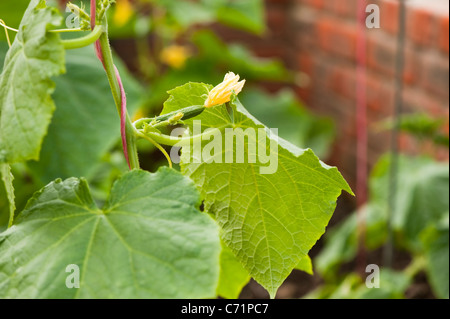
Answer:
[204, 72, 246, 108]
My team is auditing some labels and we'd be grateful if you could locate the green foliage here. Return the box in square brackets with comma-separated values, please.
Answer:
[191, 30, 288, 82]
[161, 82, 352, 297]
[0, 0, 351, 299]
[0, 168, 220, 298]
[215, 0, 265, 34]
[307, 269, 411, 299]
[370, 155, 449, 250]
[0, 0, 65, 163]
[381, 113, 449, 148]
[109, 0, 266, 37]
[144, 30, 289, 110]
[420, 213, 449, 299]
[315, 154, 449, 298]
[27, 46, 143, 185]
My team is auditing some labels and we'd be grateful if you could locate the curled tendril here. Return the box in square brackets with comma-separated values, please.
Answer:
[0, 19, 17, 47]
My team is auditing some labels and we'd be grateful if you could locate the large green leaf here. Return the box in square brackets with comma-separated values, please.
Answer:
[161, 82, 352, 297]
[0, 163, 14, 232]
[0, 0, 65, 163]
[214, 0, 265, 35]
[0, 168, 221, 298]
[27, 46, 143, 185]
[370, 155, 449, 249]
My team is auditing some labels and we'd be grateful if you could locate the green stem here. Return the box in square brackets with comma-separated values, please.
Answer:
[61, 25, 104, 50]
[138, 128, 220, 147]
[136, 131, 173, 168]
[98, 21, 140, 169]
[133, 105, 205, 130]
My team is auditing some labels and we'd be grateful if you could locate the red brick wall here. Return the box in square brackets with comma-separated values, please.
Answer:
[220, 0, 449, 188]
[294, 0, 449, 184]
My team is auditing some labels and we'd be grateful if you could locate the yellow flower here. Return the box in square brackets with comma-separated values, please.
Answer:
[204, 72, 246, 108]
[113, 0, 134, 27]
[160, 45, 191, 69]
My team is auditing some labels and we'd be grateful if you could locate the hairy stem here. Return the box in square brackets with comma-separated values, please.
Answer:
[98, 20, 140, 169]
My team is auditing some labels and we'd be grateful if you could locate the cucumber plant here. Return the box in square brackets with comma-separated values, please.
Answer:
[0, 0, 352, 298]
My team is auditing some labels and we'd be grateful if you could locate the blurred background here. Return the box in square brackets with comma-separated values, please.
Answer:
[0, 0, 448, 299]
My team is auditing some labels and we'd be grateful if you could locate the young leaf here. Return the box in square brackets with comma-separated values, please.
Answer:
[161, 82, 353, 297]
[0, 168, 220, 298]
[0, 0, 65, 163]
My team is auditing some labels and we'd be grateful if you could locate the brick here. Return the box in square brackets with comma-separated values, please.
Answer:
[438, 16, 449, 54]
[366, 75, 395, 116]
[266, 5, 288, 37]
[317, 18, 358, 60]
[295, 52, 315, 102]
[398, 133, 416, 153]
[329, 66, 356, 100]
[324, 63, 395, 119]
[420, 52, 450, 99]
[266, 0, 292, 4]
[402, 87, 449, 118]
[248, 42, 286, 58]
[321, 0, 336, 13]
[380, 0, 399, 34]
[407, 7, 436, 47]
[334, 0, 358, 19]
[297, 52, 314, 75]
[367, 33, 420, 85]
[302, 0, 324, 10]
[292, 6, 320, 48]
